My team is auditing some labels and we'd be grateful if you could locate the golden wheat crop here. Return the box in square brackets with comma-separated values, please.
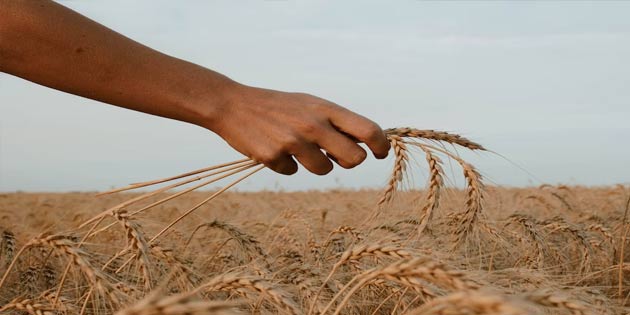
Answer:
[1, 128, 628, 314]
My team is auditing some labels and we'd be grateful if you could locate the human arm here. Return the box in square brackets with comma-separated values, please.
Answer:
[0, 0, 390, 175]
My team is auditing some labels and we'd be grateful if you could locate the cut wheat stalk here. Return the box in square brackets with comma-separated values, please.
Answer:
[82, 162, 261, 248]
[98, 158, 252, 196]
[149, 164, 265, 244]
[81, 160, 258, 229]
[104, 165, 266, 291]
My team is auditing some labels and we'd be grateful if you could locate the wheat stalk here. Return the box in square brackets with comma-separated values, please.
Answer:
[99, 158, 252, 195]
[149, 165, 265, 244]
[82, 161, 259, 231]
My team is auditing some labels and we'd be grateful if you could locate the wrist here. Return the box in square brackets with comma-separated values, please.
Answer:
[189, 75, 246, 133]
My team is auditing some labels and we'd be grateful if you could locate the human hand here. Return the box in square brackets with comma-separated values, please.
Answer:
[204, 84, 390, 175]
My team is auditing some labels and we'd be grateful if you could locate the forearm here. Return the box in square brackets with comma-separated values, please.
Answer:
[0, 0, 234, 127]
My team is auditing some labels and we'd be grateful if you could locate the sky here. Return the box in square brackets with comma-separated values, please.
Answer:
[1, 1, 629, 192]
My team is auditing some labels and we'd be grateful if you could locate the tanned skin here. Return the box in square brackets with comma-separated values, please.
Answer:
[0, 1, 390, 175]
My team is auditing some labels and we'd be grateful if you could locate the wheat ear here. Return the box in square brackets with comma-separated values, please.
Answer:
[113, 210, 153, 291]
[411, 143, 484, 247]
[1, 230, 16, 264]
[323, 257, 477, 315]
[308, 243, 411, 315]
[149, 164, 265, 244]
[543, 217, 593, 274]
[201, 273, 299, 315]
[403, 291, 528, 315]
[508, 214, 546, 269]
[417, 146, 444, 235]
[0, 298, 55, 315]
[378, 135, 408, 206]
[186, 220, 267, 261]
[115, 284, 238, 315]
[524, 290, 589, 315]
[385, 128, 486, 150]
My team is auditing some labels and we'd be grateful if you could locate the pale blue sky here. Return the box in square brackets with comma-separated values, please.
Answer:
[1, 1, 629, 192]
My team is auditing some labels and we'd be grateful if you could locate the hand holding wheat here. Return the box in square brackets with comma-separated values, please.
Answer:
[208, 86, 391, 176]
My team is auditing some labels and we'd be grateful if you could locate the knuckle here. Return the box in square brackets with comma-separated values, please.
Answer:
[311, 101, 336, 113]
[298, 119, 320, 136]
[279, 135, 302, 152]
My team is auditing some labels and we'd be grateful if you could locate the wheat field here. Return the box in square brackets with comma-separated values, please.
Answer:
[1, 129, 629, 314]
